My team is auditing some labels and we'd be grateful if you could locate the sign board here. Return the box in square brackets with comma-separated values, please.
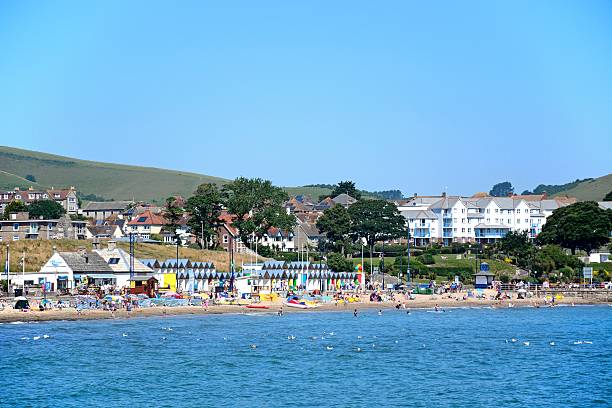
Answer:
[44, 282, 51, 291]
[454, 275, 460, 284]
[480, 262, 489, 272]
[582, 267, 593, 279]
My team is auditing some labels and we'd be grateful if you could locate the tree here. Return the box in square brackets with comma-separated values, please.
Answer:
[28, 200, 66, 219]
[348, 199, 406, 258]
[489, 181, 514, 197]
[163, 196, 184, 234]
[185, 183, 225, 248]
[316, 205, 352, 254]
[25, 174, 36, 182]
[2, 200, 28, 220]
[604, 191, 612, 201]
[326, 253, 354, 272]
[223, 177, 296, 247]
[500, 230, 532, 267]
[330, 181, 361, 200]
[536, 202, 612, 254]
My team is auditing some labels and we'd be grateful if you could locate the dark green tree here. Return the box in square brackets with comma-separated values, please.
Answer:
[25, 174, 36, 182]
[223, 177, 296, 247]
[316, 205, 351, 254]
[331, 181, 361, 200]
[500, 230, 533, 267]
[185, 183, 225, 248]
[28, 200, 66, 219]
[604, 191, 612, 201]
[348, 199, 406, 258]
[163, 196, 184, 234]
[2, 200, 28, 220]
[536, 202, 612, 254]
[489, 181, 514, 197]
[326, 252, 354, 272]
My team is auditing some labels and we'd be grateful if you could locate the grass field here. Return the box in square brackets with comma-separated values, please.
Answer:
[1, 240, 258, 272]
[553, 173, 612, 201]
[0, 146, 229, 203]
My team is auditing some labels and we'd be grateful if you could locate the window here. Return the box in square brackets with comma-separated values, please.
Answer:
[495, 209, 499, 213]
[516, 209, 521, 214]
[13, 223, 19, 231]
[462, 219, 466, 223]
[461, 228, 465, 233]
[453, 228, 457, 232]
[486, 209, 490, 213]
[43, 194, 48, 198]
[468, 228, 472, 233]
[54, 194, 61, 198]
[15, 194, 21, 199]
[69, 198, 75, 202]
[223, 234, 229, 243]
[137, 217, 147, 222]
[13, 236, 19, 241]
[108, 258, 120, 265]
[461, 209, 465, 213]
[525, 219, 529, 224]
[486, 218, 490, 223]
[517, 219, 521, 223]
[0, 236, 2, 242]
[507, 219, 511, 224]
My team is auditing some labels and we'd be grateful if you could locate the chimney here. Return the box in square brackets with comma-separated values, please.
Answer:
[14, 187, 20, 191]
[442, 192, 447, 197]
[92, 238, 100, 250]
[107, 240, 116, 251]
[542, 192, 548, 199]
[77, 247, 86, 257]
[52, 246, 57, 254]
[28, 186, 34, 191]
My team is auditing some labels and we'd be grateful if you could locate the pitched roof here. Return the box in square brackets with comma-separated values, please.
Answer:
[401, 209, 437, 219]
[94, 247, 152, 273]
[59, 251, 114, 273]
[332, 193, 357, 206]
[83, 201, 133, 211]
[127, 210, 167, 226]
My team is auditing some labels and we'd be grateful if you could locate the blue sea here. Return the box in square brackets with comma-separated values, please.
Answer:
[1, 305, 610, 407]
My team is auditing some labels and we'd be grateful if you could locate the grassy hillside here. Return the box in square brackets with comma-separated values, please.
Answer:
[0, 169, 48, 191]
[0, 146, 228, 203]
[553, 173, 612, 201]
[3, 240, 258, 272]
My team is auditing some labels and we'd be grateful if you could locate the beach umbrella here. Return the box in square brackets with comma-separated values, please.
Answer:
[14, 296, 29, 309]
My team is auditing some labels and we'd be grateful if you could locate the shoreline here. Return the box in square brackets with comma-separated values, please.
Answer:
[1, 295, 608, 323]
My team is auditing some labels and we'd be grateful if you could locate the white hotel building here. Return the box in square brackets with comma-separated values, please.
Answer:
[397, 194, 575, 246]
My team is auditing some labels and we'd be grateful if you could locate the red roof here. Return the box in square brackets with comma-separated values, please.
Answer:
[128, 210, 168, 226]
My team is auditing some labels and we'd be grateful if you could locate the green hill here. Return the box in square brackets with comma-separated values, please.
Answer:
[0, 146, 228, 203]
[552, 173, 612, 201]
[0, 169, 48, 191]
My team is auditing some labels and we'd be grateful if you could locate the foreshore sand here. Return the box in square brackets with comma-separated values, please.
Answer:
[1, 294, 607, 323]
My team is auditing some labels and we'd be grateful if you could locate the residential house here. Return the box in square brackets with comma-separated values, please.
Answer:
[126, 210, 167, 240]
[0, 186, 79, 215]
[82, 201, 133, 221]
[85, 224, 125, 240]
[0, 212, 86, 242]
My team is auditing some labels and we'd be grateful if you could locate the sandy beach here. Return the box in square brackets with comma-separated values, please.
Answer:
[1, 293, 607, 323]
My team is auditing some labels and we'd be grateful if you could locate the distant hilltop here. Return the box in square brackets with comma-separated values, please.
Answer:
[0, 145, 609, 203]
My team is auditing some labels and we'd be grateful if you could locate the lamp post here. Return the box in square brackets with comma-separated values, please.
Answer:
[175, 232, 180, 292]
[407, 229, 411, 285]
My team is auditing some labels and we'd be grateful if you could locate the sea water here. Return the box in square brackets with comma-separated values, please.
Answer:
[0, 306, 610, 407]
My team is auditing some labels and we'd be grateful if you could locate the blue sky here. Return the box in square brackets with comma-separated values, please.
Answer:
[1, 1, 611, 196]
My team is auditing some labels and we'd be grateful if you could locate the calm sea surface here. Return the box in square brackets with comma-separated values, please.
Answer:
[1, 305, 610, 407]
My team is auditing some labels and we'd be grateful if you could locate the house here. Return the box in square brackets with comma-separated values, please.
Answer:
[293, 220, 324, 251]
[47, 187, 79, 214]
[126, 210, 167, 240]
[33, 247, 114, 292]
[259, 227, 295, 251]
[91, 240, 154, 288]
[0, 212, 86, 242]
[0, 186, 79, 215]
[82, 201, 133, 221]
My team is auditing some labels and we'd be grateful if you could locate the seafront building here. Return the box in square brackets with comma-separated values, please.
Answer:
[0, 211, 87, 242]
[395, 193, 576, 245]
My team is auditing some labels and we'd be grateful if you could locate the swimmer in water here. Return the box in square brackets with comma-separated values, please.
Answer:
[378, 309, 382, 316]
[354, 308, 358, 317]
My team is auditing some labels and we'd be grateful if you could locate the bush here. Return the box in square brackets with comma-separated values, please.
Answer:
[149, 234, 163, 242]
[421, 253, 435, 265]
[257, 246, 274, 258]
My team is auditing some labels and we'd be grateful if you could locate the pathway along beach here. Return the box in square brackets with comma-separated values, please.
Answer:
[0, 292, 608, 323]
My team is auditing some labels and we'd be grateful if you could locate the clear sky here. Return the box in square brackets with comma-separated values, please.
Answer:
[1, 1, 611, 196]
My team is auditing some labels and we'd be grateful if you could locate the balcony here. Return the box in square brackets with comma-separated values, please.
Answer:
[413, 228, 430, 238]
[443, 231, 453, 238]
[443, 221, 452, 228]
